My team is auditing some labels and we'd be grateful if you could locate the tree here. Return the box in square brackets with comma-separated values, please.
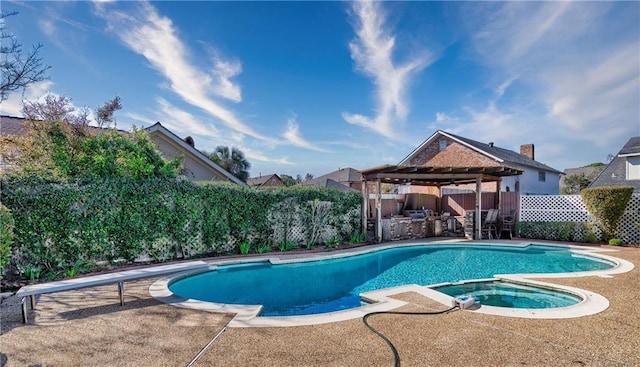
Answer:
[9, 94, 181, 179]
[206, 146, 251, 183]
[17, 94, 92, 177]
[561, 163, 606, 194]
[292, 173, 314, 184]
[95, 96, 122, 128]
[280, 174, 297, 187]
[1, 11, 50, 101]
[561, 173, 592, 195]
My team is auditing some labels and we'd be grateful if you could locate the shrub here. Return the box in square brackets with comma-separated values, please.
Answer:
[256, 244, 272, 254]
[608, 238, 623, 246]
[0, 203, 15, 280]
[239, 242, 251, 255]
[278, 240, 297, 252]
[581, 186, 633, 241]
[516, 221, 599, 243]
[349, 232, 366, 244]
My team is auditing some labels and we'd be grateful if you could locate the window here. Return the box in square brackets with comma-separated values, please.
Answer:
[438, 140, 447, 151]
[538, 171, 546, 182]
[627, 156, 640, 180]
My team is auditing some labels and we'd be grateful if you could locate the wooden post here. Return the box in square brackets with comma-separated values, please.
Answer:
[376, 179, 382, 243]
[497, 177, 502, 214]
[476, 177, 482, 240]
[21, 297, 28, 324]
[118, 281, 125, 306]
[361, 179, 368, 236]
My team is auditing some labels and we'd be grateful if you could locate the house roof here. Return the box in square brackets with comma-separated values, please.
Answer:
[0, 115, 124, 136]
[145, 122, 245, 185]
[302, 178, 359, 192]
[247, 174, 280, 187]
[304, 167, 362, 187]
[589, 136, 640, 192]
[1, 115, 30, 136]
[618, 136, 640, 157]
[400, 130, 563, 174]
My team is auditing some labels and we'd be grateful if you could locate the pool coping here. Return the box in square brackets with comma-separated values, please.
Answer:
[148, 240, 634, 327]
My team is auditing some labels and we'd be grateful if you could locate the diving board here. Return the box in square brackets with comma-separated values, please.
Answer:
[15, 260, 210, 324]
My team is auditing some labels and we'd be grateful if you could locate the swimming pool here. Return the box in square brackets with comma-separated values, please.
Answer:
[166, 243, 616, 317]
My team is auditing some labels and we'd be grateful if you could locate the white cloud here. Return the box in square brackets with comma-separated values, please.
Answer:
[93, 1, 271, 142]
[435, 112, 450, 123]
[206, 48, 243, 103]
[469, 2, 597, 69]
[0, 80, 54, 116]
[343, 0, 432, 139]
[124, 111, 156, 127]
[155, 98, 220, 139]
[37, 18, 56, 37]
[241, 147, 294, 166]
[544, 43, 639, 145]
[495, 76, 519, 99]
[457, 1, 639, 166]
[283, 115, 330, 153]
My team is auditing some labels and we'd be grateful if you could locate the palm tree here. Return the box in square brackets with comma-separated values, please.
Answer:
[206, 146, 251, 183]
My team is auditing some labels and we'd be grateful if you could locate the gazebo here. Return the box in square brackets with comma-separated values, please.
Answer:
[359, 165, 524, 242]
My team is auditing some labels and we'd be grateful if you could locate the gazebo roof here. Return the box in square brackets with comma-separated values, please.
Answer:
[360, 164, 523, 186]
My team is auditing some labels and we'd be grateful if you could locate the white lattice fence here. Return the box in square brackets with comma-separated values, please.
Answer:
[268, 202, 361, 246]
[520, 194, 640, 244]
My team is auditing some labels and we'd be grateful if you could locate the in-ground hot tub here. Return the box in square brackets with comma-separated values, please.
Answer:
[434, 280, 583, 309]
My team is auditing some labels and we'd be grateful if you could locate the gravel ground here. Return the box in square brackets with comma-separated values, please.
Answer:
[1, 243, 639, 367]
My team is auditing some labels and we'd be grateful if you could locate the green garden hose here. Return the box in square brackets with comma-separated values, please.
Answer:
[362, 305, 459, 367]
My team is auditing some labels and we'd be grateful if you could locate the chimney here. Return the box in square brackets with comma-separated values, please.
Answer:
[520, 144, 535, 160]
[488, 142, 494, 147]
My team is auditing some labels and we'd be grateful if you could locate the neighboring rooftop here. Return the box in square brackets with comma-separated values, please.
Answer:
[301, 178, 358, 192]
[303, 167, 362, 186]
[247, 174, 283, 188]
[0, 115, 123, 136]
[589, 136, 640, 192]
[618, 136, 640, 156]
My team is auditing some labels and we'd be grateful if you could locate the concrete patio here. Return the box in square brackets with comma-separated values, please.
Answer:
[1, 242, 639, 367]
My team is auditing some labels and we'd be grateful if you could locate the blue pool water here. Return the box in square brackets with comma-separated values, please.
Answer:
[168, 244, 614, 316]
[435, 281, 583, 308]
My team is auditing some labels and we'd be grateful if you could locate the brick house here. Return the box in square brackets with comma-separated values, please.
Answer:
[399, 130, 562, 195]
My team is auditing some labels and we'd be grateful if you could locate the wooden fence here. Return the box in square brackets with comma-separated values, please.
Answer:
[442, 191, 519, 219]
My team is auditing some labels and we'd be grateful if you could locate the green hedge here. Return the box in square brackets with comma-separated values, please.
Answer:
[581, 186, 633, 241]
[0, 176, 362, 280]
[516, 221, 599, 243]
[0, 203, 14, 280]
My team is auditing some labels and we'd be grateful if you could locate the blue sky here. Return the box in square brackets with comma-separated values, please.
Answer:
[2, 1, 639, 178]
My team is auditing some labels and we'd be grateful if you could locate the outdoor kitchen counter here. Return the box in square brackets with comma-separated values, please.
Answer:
[382, 216, 435, 241]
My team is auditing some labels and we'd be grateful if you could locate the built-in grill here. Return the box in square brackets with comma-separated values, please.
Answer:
[403, 210, 426, 219]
